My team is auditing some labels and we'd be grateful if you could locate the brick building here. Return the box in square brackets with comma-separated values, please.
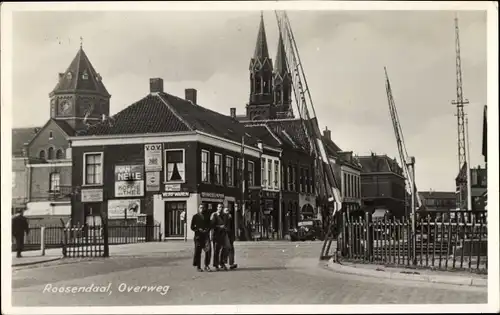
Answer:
[358, 153, 406, 218]
[11, 46, 110, 223]
[69, 79, 270, 240]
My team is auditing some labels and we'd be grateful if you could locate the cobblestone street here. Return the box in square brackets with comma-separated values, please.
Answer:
[11, 242, 487, 306]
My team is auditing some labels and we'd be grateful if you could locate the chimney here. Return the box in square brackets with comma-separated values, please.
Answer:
[149, 78, 164, 93]
[323, 127, 331, 140]
[58, 73, 64, 81]
[230, 108, 236, 118]
[185, 88, 197, 104]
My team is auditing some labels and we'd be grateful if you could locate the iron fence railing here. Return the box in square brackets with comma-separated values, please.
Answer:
[334, 210, 487, 274]
[12, 223, 162, 257]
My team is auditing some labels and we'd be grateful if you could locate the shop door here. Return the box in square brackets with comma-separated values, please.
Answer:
[165, 201, 186, 237]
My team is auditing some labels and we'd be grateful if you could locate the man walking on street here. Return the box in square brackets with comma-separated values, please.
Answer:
[211, 204, 228, 271]
[12, 210, 29, 258]
[190, 204, 212, 272]
[223, 206, 238, 270]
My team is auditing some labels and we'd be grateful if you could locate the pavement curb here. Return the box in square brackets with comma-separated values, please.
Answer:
[327, 259, 487, 288]
[12, 256, 63, 267]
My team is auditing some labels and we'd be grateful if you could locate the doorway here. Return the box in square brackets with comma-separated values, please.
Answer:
[164, 201, 186, 237]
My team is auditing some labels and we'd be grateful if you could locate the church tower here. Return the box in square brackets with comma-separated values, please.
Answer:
[247, 13, 274, 121]
[273, 32, 293, 118]
[49, 45, 111, 131]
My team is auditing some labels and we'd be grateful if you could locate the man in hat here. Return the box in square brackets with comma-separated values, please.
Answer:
[12, 210, 29, 258]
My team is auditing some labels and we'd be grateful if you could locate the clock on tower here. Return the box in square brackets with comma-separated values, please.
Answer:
[58, 100, 72, 116]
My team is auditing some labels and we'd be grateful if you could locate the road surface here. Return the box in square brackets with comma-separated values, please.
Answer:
[11, 241, 486, 306]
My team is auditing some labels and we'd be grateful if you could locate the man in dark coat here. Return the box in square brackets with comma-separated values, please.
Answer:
[190, 204, 212, 272]
[211, 203, 228, 271]
[223, 206, 238, 269]
[12, 210, 29, 258]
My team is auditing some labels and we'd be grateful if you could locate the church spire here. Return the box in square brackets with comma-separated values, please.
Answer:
[274, 32, 287, 76]
[273, 31, 293, 118]
[253, 11, 269, 60]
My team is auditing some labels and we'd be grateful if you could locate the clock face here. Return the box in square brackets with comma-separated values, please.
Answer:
[59, 100, 71, 115]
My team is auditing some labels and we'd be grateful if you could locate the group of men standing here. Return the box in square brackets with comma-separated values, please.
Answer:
[190, 203, 238, 272]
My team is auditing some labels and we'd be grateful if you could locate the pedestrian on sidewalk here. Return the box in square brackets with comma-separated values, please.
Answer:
[191, 204, 212, 272]
[223, 207, 238, 270]
[12, 210, 29, 258]
[211, 204, 228, 271]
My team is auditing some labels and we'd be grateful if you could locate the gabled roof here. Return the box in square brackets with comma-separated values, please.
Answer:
[82, 92, 260, 147]
[244, 118, 311, 153]
[244, 125, 282, 148]
[53, 120, 76, 136]
[358, 154, 404, 176]
[12, 127, 39, 156]
[50, 47, 110, 97]
[419, 191, 456, 200]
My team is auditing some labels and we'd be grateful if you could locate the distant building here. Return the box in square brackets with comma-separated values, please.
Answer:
[418, 191, 456, 212]
[11, 46, 110, 223]
[358, 154, 406, 218]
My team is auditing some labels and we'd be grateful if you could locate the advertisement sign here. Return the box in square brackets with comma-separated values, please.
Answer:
[115, 164, 144, 197]
[108, 199, 141, 219]
[144, 144, 163, 172]
[146, 172, 160, 192]
[81, 189, 103, 203]
[164, 184, 181, 192]
[162, 192, 190, 198]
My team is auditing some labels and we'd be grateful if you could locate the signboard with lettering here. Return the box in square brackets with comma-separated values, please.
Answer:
[200, 192, 225, 199]
[162, 192, 190, 198]
[164, 184, 181, 192]
[115, 164, 144, 197]
[146, 172, 160, 192]
[81, 189, 103, 203]
[144, 144, 163, 172]
[108, 199, 141, 219]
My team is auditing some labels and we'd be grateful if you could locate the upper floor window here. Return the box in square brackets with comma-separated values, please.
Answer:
[165, 149, 185, 182]
[201, 150, 210, 183]
[49, 172, 60, 192]
[49, 131, 53, 140]
[214, 153, 222, 185]
[305, 168, 310, 193]
[226, 156, 234, 187]
[343, 173, 347, 197]
[48, 147, 55, 160]
[267, 159, 272, 189]
[39, 150, 46, 160]
[248, 161, 255, 187]
[261, 158, 266, 187]
[84, 152, 103, 185]
[287, 165, 293, 191]
[236, 158, 243, 187]
[274, 161, 279, 189]
[291, 166, 296, 192]
[56, 149, 64, 160]
[282, 164, 287, 191]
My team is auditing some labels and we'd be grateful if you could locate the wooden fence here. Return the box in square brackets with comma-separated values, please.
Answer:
[331, 210, 487, 274]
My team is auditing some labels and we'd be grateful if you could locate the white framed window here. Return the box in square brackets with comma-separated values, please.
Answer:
[83, 152, 103, 186]
[214, 153, 222, 185]
[261, 158, 266, 187]
[248, 161, 255, 187]
[274, 161, 279, 189]
[201, 150, 210, 183]
[50, 172, 61, 192]
[165, 149, 185, 183]
[226, 156, 234, 186]
[267, 159, 272, 189]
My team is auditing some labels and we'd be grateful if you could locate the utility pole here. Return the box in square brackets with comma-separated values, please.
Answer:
[407, 156, 416, 265]
[465, 117, 473, 217]
[451, 16, 470, 211]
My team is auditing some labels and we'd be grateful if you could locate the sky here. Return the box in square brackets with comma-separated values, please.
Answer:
[11, 9, 487, 192]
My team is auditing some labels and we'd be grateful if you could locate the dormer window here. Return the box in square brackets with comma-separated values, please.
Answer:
[49, 131, 53, 140]
[82, 70, 88, 80]
[67, 72, 73, 80]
